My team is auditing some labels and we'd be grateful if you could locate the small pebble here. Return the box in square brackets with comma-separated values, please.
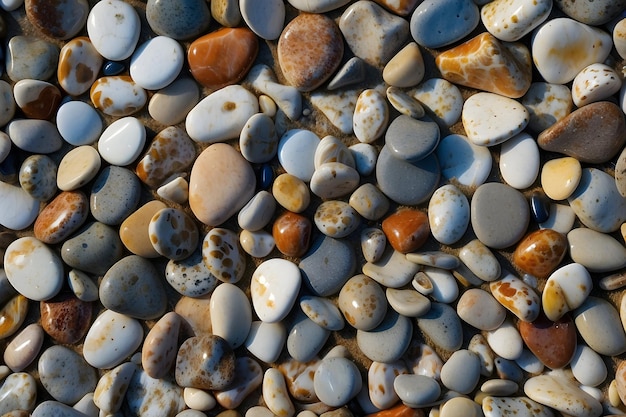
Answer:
[94, 362, 136, 414]
[40, 292, 91, 345]
[436, 134, 491, 187]
[314, 200, 360, 238]
[19, 154, 57, 202]
[459, 239, 501, 282]
[416, 302, 463, 352]
[349, 183, 390, 221]
[148, 78, 200, 126]
[573, 296, 626, 356]
[512, 229, 568, 279]
[542, 262, 592, 322]
[457, 288, 506, 331]
[56, 145, 101, 191]
[440, 350, 481, 394]
[490, 272, 541, 322]
[273, 211, 312, 258]
[353, 89, 389, 144]
[428, 184, 469, 245]
[272, 173, 310, 214]
[56, 100, 103, 146]
[203, 228, 246, 284]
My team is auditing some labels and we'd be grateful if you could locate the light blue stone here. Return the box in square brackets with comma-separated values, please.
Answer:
[410, 0, 480, 48]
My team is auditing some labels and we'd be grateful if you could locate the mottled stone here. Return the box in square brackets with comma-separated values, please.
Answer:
[34, 191, 89, 245]
[13, 79, 61, 120]
[273, 211, 312, 258]
[40, 292, 91, 344]
[90, 166, 141, 226]
[175, 335, 235, 390]
[18, 154, 57, 202]
[202, 228, 246, 284]
[38, 345, 97, 404]
[149, 208, 199, 261]
[6, 36, 59, 81]
[146, 0, 211, 40]
[512, 229, 568, 279]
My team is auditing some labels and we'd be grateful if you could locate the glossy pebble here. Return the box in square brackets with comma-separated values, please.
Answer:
[363, 247, 420, 288]
[410, 0, 479, 48]
[40, 292, 91, 345]
[6, 36, 59, 82]
[251, 258, 300, 323]
[522, 82, 573, 134]
[240, 113, 278, 165]
[211, 283, 251, 349]
[94, 362, 137, 414]
[157, 176, 189, 204]
[357, 310, 412, 363]
[240, 0, 284, 40]
[512, 229, 568, 279]
[350, 143, 378, 176]
[490, 272, 541, 322]
[353, 89, 389, 144]
[165, 245, 218, 298]
[428, 184, 469, 245]
[142, 311, 181, 379]
[314, 357, 362, 407]
[524, 371, 602, 417]
[386, 115, 439, 163]
[119, 200, 167, 258]
[436, 134, 491, 187]
[457, 288, 506, 331]
[7, 119, 63, 154]
[314, 200, 360, 238]
[203, 228, 246, 284]
[149, 78, 200, 126]
[126, 369, 184, 416]
[310, 162, 360, 199]
[97, 117, 146, 166]
[459, 239, 501, 282]
[56, 101, 102, 146]
[573, 296, 626, 356]
[383, 42, 424, 88]
[86, 0, 140, 61]
[215, 357, 263, 410]
[360, 228, 386, 263]
[541, 157, 581, 201]
[238, 191, 276, 231]
[287, 308, 330, 362]
[240, 229, 275, 258]
[349, 183, 389, 221]
[412, 78, 462, 127]
[387, 86, 425, 119]
[262, 368, 295, 417]
[0, 373, 37, 415]
[500, 133, 539, 189]
[440, 350, 481, 394]
[91, 76, 146, 117]
[272, 174, 309, 214]
[368, 360, 408, 410]
[570, 344, 607, 387]
[278, 129, 320, 182]
[130, 36, 183, 90]
[519, 313, 577, 369]
[287, 0, 350, 12]
[382, 208, 429, 253]
[393, 374, 440, 408]
[149, 208, 198, 260]
[83, 309, 143, 369]
[0, 182, 39, 230]
[245, 321, 286, 364]
[386, 288, 430, 318]
[13, 79, 61, 120]
[57, 145, 101, 191]
[18, 154, 57, 202]
[300, 235, 356, 298]
[486, 319, 524, 360]
[568, 228, 626, 273]
[4, 323, 43, 372]
[176, 335, 235, 390]
[57, 37, 102, 96]
[38, 345, 97, 404]
[571, 63, 621, 108]
[145, 0, 211, 40]
[338, 274, 386, 331]
[273, 211, 312, 258]
[0, 295, 28, 340]
[481, 0, 552, 41]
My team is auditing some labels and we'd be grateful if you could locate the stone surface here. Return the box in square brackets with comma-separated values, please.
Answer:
[338, 274, 387, 331]
[512, 229, 568, 279]
[410, 0, 479, 48]
[62, 221, 125, 275]
[149, 207, 199, 261]
[490, 273, 541, 323]
[40, 292, 91, 345]
[33, 190, 89, 244]
[86, 0, 140, 61]
[90, 166, 140, 226]
[202, 228, 246, 284]
[519, 313, 577, 369]
[25, 0, 89, 40]
[481, 0, 552, 42]
[176, 335, 235, 390]
[83, 309, 143, 369]
[146, 0, 211, 40]
[382, 208, 430, 254]
[300, 235, 356, 297]
[6, 35, 59, 82]
[273, 211, 312, 258]
[38, 345, 97, 404]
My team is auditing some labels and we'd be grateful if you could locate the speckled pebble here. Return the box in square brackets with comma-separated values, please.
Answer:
[62, 221, 125, 275]
[18, 154, 57, 202]
[38, 345, 97, 404]
[90, 166, 140, 226]
[314, 200, 360, 238]
[202, 228, 246, 284]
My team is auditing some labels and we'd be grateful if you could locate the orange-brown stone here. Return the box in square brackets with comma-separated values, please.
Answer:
[435, 32, 532, 98]
[512, 229, 567, 279]
[519, 312, 577, 369]
[373, 0, 419, 15]
[366, 404, 425, 417]
[277, 13, 344, 92]
[34, 190, 89, 245]
[188, 27, 258, 90]
[272, 211, 311, 258]
[382, 208, 430, 253]
[40, 292, 92, 345]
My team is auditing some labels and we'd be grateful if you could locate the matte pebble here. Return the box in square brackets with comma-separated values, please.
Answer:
[62, 221, 125, 275]
[459, 239, 501, 282]
[40, 292, 91, 345]
[349, 183, 390, 221]
[573, 296, 626, 356]
[300, 235, 356, 297]
[210, 283, 252, 349]
[119, 200, 167, 258]
[440, 350, 481, 394]
[90, 166, 141, 226]
[416, 302, 463, 352]
[436, 134, 491, 187]
[38, 345, 97, 404]
[148, 78, 200, 126]
[287, 308, 330, 362]
[165, 245, 218, 298]
[357, 310, 412, 363]
[18, 154, 57, 202]
[568, 228, 626, 273]
[145, 0, 211, 40]
[4, 323, 44, 372]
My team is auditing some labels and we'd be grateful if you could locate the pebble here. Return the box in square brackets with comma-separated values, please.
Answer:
[531, 18, 612, 84]
[56, 100, 103, 146]
[240, 229, 275, 258]
[6, 35, 59, 81]
[555, 0, 626, 25]
[568, 168, 626, 233]
[382, 208, 430, 254]
[406, 252, 460, 270]
[512, 229, 568, 279]
[278, 13, 343, 91]
[436, 134, 492, 187]
[287, 0, 350, 12]
[572, 63, 621, 108]
[386, 288, 431, 318]
[481, 0, 552, 42]
[149, 207, 199, 260]
[412, 78, 462, 127]
[202, 228, 246, 284]
[185, 387, 217, 411]
[188, 28, 258, 90]
[0, 131, 10, 164]
[38, 345, 97, 404]
[238, 191, 276, 231]
[522, 82, 573, 134]
[459, 239, 501, 282]
[340, 1, 409, 66]
[273, 211, 312, 258]
[524, 371, 602, 417]
[7, 119, 63, 154]
[416, 302, 463, 352]
[0, 294, 28, 339]
[158, 176, 189, 204]
[176, 335, 235, 390]
[211, 283, 251, 349]
[482, 396, 553, 417]
[91, 77, 147, 117]
[94, 362, 137, 414]
[393, 374, 440, 408]
[540, 157, 581, 201]
[539, 101, 626, 164]
[568, 228, 626, 273]
[314, 357, 362, 407]
[5, 237, 64, 301]
[338, 274, 387, 331]
[278, 129, 321, 182]
[56, 145, 101, 191]
[120, 200, 167, 258]
[428, 184, 469, 245]
[19, 154, 57, 202]
[263, 367, 295, 417]
[26, 0, 88, 39]
[486, 319, 524, 360]
[440, 350, 481, 394]
[410, 0, 479, 48]
[368, 360, 408, 410]
[357, 310, 412, 363]
[130, 35, 183, 91]
[363, 247, 420, 288]
[360, 228, 387, 263]
[62, 221, 124, 274]
[4, 323, 43, 372]
[519, 313, 577, 369]
[215, 357, 263, 410]
[386, 86, 425, 119]
[421, 267, 458, 304]
[353, 89, 389, 144]
[189, 143, 256, 227]
[240, 0, 284, 40]
[175, 296, 213, 336]
[349, 142, 378, 176]
[271, 175, 308, 214]
[314, 200, 360, 238]
[349, 184, 390, 221]
[436, 33, 531, 99]
[573, 296, 626, 356]
[149, 78, 200, 126]
[100, 255, 167, 320]
[13, 79, 61, 120]
[186, 85, 258, 144]
[247, 64, 302, 121]
[90, 166, 140, 225]
[462, 92, 529, 146]
[86, 0, 140, 61]
[240, 113, 278, 165]
[480, 379, 519, 396]
[383, 42, 424, 88]
[251, 258, 300, 323]
[0, 373, 37, 415]
[244, 321, 286, 364]
[287, 308, 330, 362]
[310, 162, 360, 199]
[142, 311, 181, 379]
[542, 262, 591, 322]
[457, 288, 506, 331]
[98, 119, 145, 165]
[490, 272, 541, 323]
[471, 182, 530, 249]
[126, 369, 185, 417]
[499, 133, 539, 190]
[310, 88, 359, 134]
[570, 344, 607, 388]
[210, 0, 241, 27]
[146, 0, 210, 40]
[386, 115, 439, 163]
[0, 181, 40, 230]
[32, 401, 91, 417]
[165, 245, 218, 297]
[300, 235, 356, 296]
[40, 292, 91, 344]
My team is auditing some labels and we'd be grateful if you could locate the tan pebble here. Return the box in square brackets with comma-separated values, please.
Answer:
[174, 296, 212, 336]
[541, 157, 581, 200]
[609, 379, 622, 407]
[273, 173, 310, 213]
[56, 145, 101, 191]
[383, 42, 424, 88]
[119, 200, 167, 258]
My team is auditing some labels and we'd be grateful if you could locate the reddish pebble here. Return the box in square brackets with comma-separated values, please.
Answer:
[512, 229, 567, 279]
[382, 208, 430, 253]
[40, 292, 92, 345]
[519, 312, 576, 369]
[277, 13, 344, 92]
[25, 0, 89, 40]
[34, 190, 89, 245]
[188, 27, 258, 90]
[366, 404, 425, 417]
[272, 211, 312, 258]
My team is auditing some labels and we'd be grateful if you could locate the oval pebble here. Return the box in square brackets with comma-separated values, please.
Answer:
[56, 100, 103, 146]
[357, 310, 412, 363]
[210, 283, 251, 349]
[90, 76, 147, 117]
[40, 292, 92, 345]
[251, 258, 301, 323]
[368, 360, 408, 410]
[149, 207, 199, 261]
[571, 63, 621, 108]
[512, 229, 568, 279]
[287, 309, 330, 362]
[272, 173, 310, 213]
[62, 221, 125, 275]
[353, 89, 389, 144]
[500, 132, 540, 190]
[519, 313, 577, 369]
[428, 184, 469, 245]
[94, 362, 137, 414]
[87, 0, 140, 61]
[542, 263, 592, 322]
[7, 119, 63, 154]
[570, 344, 607, 388]
[573, 296, 626, 356]
[145, 0, 211, 40]
[238, 191, 276, 232]
[393, 374, 440, 407]
[202, 228, 246, 284]
[300, 295, 344, 331]
[127, 369, 185, 416]
[57, 36, 102, 96]
[148, 77, 200, 126]
[440, 350, 481, 394]
[541, 157, 581, 201]
[0, 373, 37, 415]
[97, 117, 146, 166]
[436, 134, 491, 187]
[13, 79, 61, 120]
[18, 154, 57, 202]
[299, 235, 356, 296]
[175, 334, 236, 390]
[360, 228, 386, 264]
[90, 166, 141, 226]
[416, 302, 463, 352]
[457, 288, 506, 331]
[165, 245, 218, 298]
[568, 228, 626, 273]
[459, 239, 501, 282]
[314, 200, 360, 238]
[0, 295, 28, 340]
[338, 274, 386, 331]
[56, 145, 101, 191]
[524, 371, 602, 417]
[120, 201, 167, 259]
[486, 319, 524, 360]
[239, 229, 275, 259]
[240, 113, 278, 164]
[244, 321, 286, 364]
[314, 357, 362, 407]
[142, 311, 181, 379]
[410, 0, 479, 48]
[130, 36, 183, 91]
[490, 272, 541, 322]
[349, 183, 390, 221]
[38, 345, 97, 404]
[4, 323, 44, 372]
[385, 288, 431, 318]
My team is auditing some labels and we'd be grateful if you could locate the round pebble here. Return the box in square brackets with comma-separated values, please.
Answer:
[146, 0, 211, 40]
[87, 0, 140, 61]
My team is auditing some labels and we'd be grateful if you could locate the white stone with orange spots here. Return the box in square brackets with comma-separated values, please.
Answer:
[614, 18, 626, 60]
[263, 368, 295, 417]
[542, 263, 591, 322]
[412, 78, 462, 127]
[251, 258, 301, 323]
[571, 63, 621, 108]
[489, 272, 540, 322]
[90, 76, 146, 117]
[353, 89, 389, 144]
[481, 0, 552, 42]
[368, 360, 408, 410]
[202, 228, 246, 284]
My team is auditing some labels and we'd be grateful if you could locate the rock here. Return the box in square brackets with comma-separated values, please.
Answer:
[428, 184, 470, 245]
[149, 207, 199, 261]
[86, 0, 140, 61]
[542, 263, 592, 322]
[0, 373, 37, 415]
[175, 335, 235, 390]
[300, 235, 356, 297]
[142, 312, 181, 379]
[56, 145, 101, 191]
[40, 292, 91, 345]
[571, 63, 621, 108]
[94, 362, 137, 414]
[436, 134, 492, 187]
[6, 35, 59, 81]
[34, 191, 89, 244]
[568, 228, 626, 273]
[38, 345, 97, 404]
[524, 371, 602, 417]
[314, 357, 362, 407]
[272, 174, 309, 214]
[126, 369, 185, 417]
[202, 228, 246, 284]
[19, 154, 57, 202]
[7, 119, 63, 153]
[383, 42, 424, 87]
[522, 82, 573, 134]
[416, 302, 463, 352]
[165, 245, 218, 298]
[363, 247, 420, 288]
[273, 211, 312, 258]
[385, 115, 439, 162]
[62, 221, 125, 275]
[56, 100, 102, 145]
[353, 89, 389, 144]
[519, 313, 577, 369]
[25, 0, 89, 40]
[481, 0, 552, 41]
[310, 162, 360, 199]
[512, 229, 568, 279]
[440, 350, 481, 394]
[540, 157, 581, 200]
[210, 283, 251, 349]
[130, 36, 184, 91]
[91, 166, 141, 226]
[313, 200, 360, 238]
[4, 323, 43, 372]
[338, 274, 387, 331]
[146, 0, 211, 40]
[149, 78, 200, 126]
[457, 288, 506, 331]
[83, 310, 143, 369]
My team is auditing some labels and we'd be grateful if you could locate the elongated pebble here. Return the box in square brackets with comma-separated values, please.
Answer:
[287, 309, 330, 362]
[393, 374, 440, 408]
[386, 86, 425, 118]
[214, 357, 262, 410]
[7, 119, 63, 154]
[574, 296, 626, 356]
[94, 362, 137, 414]
[568, 228, 626, 273]
[353, 89, 389, 144]
[386, 288, 431, 318]
[500, 133, 539, 189]
[524, 371, 602, 417]
[486, 319, 524, 360]
[244, 321, 286, 364]
[457, 289, 506, 331]
[368, 360, 408, 410]
[4, 323, 44, 372]
[87, 0, 140, 61]
[482, 396, 554, 417]
[0, 295, 28, 340]
[210, 283, 251, 349]
[142, 312, 181, 379]
[570, 344, 607, 388]
[428, 184, 469, 245]
[0, 373, 37, 415]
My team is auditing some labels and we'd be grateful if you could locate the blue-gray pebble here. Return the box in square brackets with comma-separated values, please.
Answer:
[146, 0, 212, 40]
[287, 308, 330, 362]
[38, 345, 97, 405]
[386, 115, 440, 163]
[61, 221, 125, 275]
[416, 302, 463, 352]
[356, 310, 412, 362]
[410, 0, 480, 48]
[299, 235, 356, 297]
[90, 166, 141, 225]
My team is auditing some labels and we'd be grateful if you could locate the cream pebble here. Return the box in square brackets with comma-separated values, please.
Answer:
[251, 258, 301, 323]
[571, 63, 621, 108]
[300, 295, 344, 331]
[263, 368, 295, 417]
[542, 262, 592, 322]
[202, 228, 246, 284]
[353, 89, 389, 144]
[184, 387, 216, 411]
[413, 78, 463, 127]
[239, 229, 275, 258]
[386, 86, 425, 118]
[368, 360, 408, 410]
[83, 310, 143, 369]
[314, 200, 360, 238]
[383, 42, 424, 88]
[310, 162, 360, 199]
[56, 146, 101, 191]
[459, 239, 501, 282]
[568, 228, 626, 273]
[142, 312, 181, 379]
[485, 319, 524, 360]
[148, 78, 200, 126]
[457, 288, 506, 331]
[272, 173, 310, 213]
[541, 157, 581, 201]
[210, 283, 251, 349]
[94, 362, 137, 414]
[314, 135, 355, 169]
[490, 272, 540, 322]
[215, 357, 263, 410]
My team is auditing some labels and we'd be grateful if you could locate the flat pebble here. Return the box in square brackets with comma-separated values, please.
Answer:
[126, 369, 185, 417]
[203, 228, 246, 284]
[119, 200, 167, 258]
[189, 143, 255, 227]
[416, 302, 463, 352]
[176, 335, 235, 390]
[240, 229, 275, 258]
[0, 373, 37, 415]
[412, 78, 462, 127]
[568, 228, 626, 273]
[459, 239, 501, 282]
[211, 283, 251, 349]
[57, 37, 102, 96]
[338, 274, 387, 331]
[482, 396, 553, 417]
[428, 184, 469, 245]
[310, 162, 360, 199]
[490, 272, 540, 322]
[277, 129, 320, 182]
[457, 288, 506, 331]
[524, 371, 602, 417]
[499, 133, 539, 189]
[40, 292, 91, 345]
[300, 235, 356, 297]
[62, 221, 124, 274]
[251, 258, 300, 323]
[410, 0, 479, 48]
[146, 0, 210, 40]
[386, 288, 431, 318]
[18, 154, 57, 202]
[287, 308, 330, 362]
[142, 312, 181, 379]
[512, 229, 568, 279]
[83, 309, 143, 369]
[340, 1, 409, 66]
[4, 323, 43, 372]
[393, 374, 440, 407]
[56, 101, 102, 146]
[357, 310, 412, 363]
[436, 33, 532, 99]
[349, 183, 390, 221]
[6, 35, 59, 81]
[519, 313, 577, 369]
[13, 79, 61, 120]
[531, 17, 612, 84]
[97, 116, 146, 166]
[568, 168, 626, 233]
[87, 0, 140, 61]
[244, 321, 286, 364]
[386, 115, 438, 163]
[349, 143, 378, 176]
[363, 247, 420, 288]
[38, 345, 97, 404]
[570, 344, 607, 387]
[353, 89, 389, 144]
[573, 296, 626, 356]
[7, 119, 63, 154]
[90, 166, 140, 225]
[314, 200, 360, 238]
[481, 0, 552, 41]
[148, 78, 200, 126]
[56, 145, 101, 191]
[278, 13, 343, 91]
[314, 357, 361, 407]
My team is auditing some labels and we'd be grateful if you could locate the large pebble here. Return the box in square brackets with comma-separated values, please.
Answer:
[56, 100, 103, 145]
[568, 168, 626, 233]
[126, 369, 185, 417]
[340, 1, 409, 66]
[0, 373, 37, 415]
[278, 129, 320, 182]
[538, 101, 626, 164]
[520, 313, 577, 369]
[338, 274, 387, 331]
[363, 247, 420, 288]
[5, 237, 63, 301]
[428, 184, 469, 245]
[410, 0, 479, 48]
[57, 37, 102, 96]
[211, 283, 251, 349]
[524, 371, 602, 417]
[62, 221, 124, 274]
[278, 13, 343, 91]
[91, 77, 146, 117]
[300, 235, 356, 296]
[440, 350, 481, 394]
[7, 119, 63, 154]
[40, 292, 91, 345]
[490, 273, 540, 322]
[202, 228, 246, 284]
[357, 310, 412, 363]
[38, 345, 96, 404]
[176, 335, 235, 390]
[34, 191, 89, 244]
[142, 312, 181, 379]
[314, 357, 362, 407]
[240, 0, 284, 40]
[573, 296, 626, 356]
[568, 228, 626, 273]
[90, 166, 140, 225]
[531, 18, 612, 84]
[6, 36, 59, 82]
[542, 263, 592, 322]
[457, 288, 506, 331]
[287, 309, 330, 362]
[416, 302, 463, 352]
[25, 0, 89, 40]
[83, 309, 143, 369]
[146, 0, 210, 40]
[86, 0, 140, 60]
[189, 143, 255, 227]
[100, 255, 167, 320]
[512, 229, 568, 279]
[4, 323, 43, 372]
[481, 0, 552, 42]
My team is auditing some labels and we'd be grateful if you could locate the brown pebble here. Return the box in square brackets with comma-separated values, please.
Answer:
[40, 292, 92, 345]
[34, 190, 90, 245]
[519, 312, 577, 369]
[512, 229, 568, 279]
[382, 208, 430, 253]
[272, 211, 312, 258]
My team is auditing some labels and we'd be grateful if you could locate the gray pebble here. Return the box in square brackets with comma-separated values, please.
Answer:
[166, 244, 219, 297]
[416, 302, 463, 352]
[19, 154, 57, 201]
[6, 119, 63, 154]
[299, 235, 356, 297]
[385, 115, 439, 162]
[6, 36, 59, 81]
[357, 310, 412, 362]
[38, 345, 97, 405]
[287, 308, 330, 362]
[90, 166, 141, 226]
[554, 0, 626, 25]
[61, 221, 125, 275]
[146, 0, 211, 40]
[32, 401, 88, 417]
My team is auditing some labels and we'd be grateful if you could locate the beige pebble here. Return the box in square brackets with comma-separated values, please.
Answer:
[383, 42, 424, 88]
[272, 173, 310, 213]
[119, 200, 167, 258]
[56, 146, 101, 191]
